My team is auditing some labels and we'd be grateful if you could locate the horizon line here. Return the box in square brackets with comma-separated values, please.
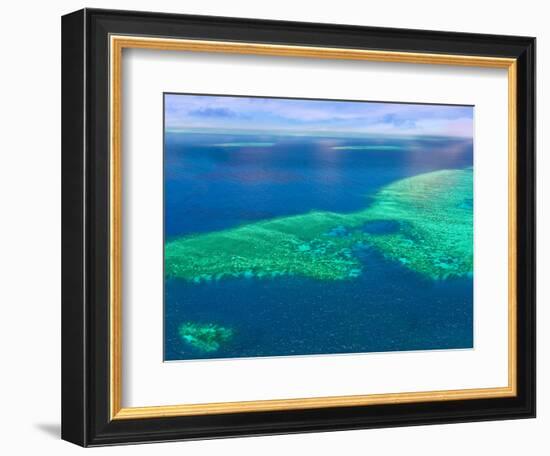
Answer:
[164, 126, 473, 140]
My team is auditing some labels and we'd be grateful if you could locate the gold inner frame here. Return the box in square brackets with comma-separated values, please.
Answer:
[109, 35, 518, 420]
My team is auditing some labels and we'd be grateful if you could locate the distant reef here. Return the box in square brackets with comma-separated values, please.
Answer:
[165, 168, 473, 282]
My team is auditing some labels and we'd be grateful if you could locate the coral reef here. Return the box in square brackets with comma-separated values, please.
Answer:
[178, 322, 233, 352]
[360, 168, 473, 279]
[165, 168, 473, 282]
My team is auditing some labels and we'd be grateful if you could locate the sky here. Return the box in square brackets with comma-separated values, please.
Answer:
[165, 94, 473, 138]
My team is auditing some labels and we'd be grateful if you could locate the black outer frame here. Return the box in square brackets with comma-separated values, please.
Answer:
[61, 8, 536, 447]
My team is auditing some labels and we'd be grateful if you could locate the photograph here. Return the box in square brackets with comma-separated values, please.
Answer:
[163, 94, 475, 361]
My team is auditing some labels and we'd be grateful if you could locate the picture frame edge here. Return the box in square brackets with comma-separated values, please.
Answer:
[61, 8, 536, 447]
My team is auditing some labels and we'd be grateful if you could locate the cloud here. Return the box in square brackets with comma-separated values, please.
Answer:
[164, 94, 473, 138]
[188, 107, 239, 118]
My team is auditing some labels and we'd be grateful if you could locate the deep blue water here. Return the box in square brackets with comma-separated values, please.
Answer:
[164, 132, 473, 361]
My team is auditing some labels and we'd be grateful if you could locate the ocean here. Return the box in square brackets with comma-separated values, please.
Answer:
[164, 132, 473, 361]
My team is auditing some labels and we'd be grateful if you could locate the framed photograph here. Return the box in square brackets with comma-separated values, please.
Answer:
[61, 8, 535, 446]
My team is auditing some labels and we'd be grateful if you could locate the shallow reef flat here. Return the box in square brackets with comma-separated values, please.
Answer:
[361, 168, 473, 279]
[165, 168, 473, 282]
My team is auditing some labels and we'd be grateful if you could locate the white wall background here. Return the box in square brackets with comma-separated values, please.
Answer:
[0, 0, 545, 454]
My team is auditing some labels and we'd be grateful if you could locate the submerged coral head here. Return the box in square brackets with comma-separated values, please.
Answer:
[178, 321, 233, 352]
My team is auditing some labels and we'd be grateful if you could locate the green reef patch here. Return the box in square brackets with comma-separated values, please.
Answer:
[361, 168, 473, 279]
[165, 168, 473, 282]
[178, 322, 233, 352]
